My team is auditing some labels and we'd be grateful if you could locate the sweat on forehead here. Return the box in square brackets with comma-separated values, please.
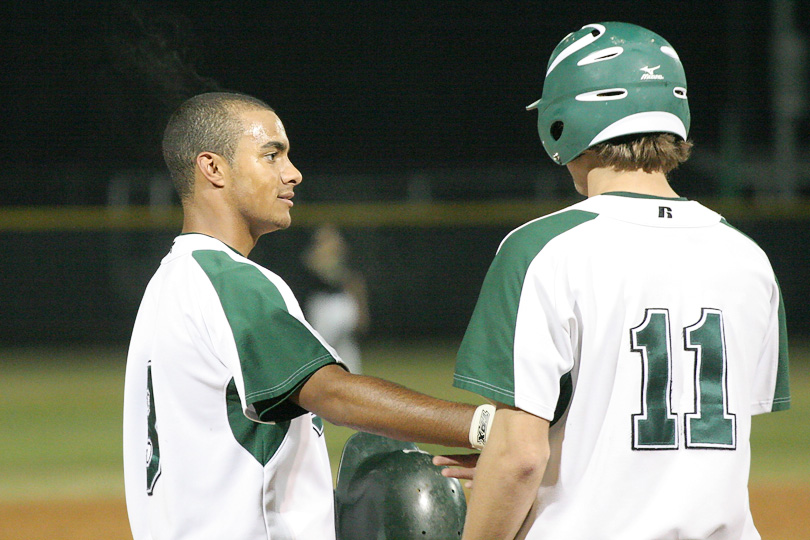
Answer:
[237, 108, 287, 145]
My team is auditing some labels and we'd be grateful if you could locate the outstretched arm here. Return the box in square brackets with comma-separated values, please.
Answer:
[461, 404, 550, 540]
[292, 363, 477, 449]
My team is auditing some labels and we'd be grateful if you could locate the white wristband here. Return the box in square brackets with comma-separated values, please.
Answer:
[469, 404, 496, 450]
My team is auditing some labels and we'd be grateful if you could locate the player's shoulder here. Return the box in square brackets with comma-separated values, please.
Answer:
[166, 234, 289, 293]
[496, 200, 599, 257]
[715, 217, 775, 263]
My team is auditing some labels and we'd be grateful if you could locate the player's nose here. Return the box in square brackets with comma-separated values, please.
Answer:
[282, 159, 302, 185]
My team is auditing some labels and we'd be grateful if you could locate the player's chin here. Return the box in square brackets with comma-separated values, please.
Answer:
[274, 214, 293, 230]
[259, 214, 292, 235]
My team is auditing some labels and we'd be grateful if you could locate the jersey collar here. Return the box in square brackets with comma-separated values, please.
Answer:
[601, 191, 688, 202]
[176, 232, 243, 257]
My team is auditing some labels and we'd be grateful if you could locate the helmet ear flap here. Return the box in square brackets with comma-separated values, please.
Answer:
[550, 121, 564, 141]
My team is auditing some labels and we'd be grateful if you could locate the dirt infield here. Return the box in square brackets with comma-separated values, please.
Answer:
[0, 499, 129, 540]
[0, 483, 806, 540]
[748, 483, 810, 539]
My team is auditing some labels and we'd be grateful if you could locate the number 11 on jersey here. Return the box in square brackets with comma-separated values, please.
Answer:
[631, 308, 737, 451]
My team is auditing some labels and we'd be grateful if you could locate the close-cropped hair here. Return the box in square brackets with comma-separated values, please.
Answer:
[585, 133, 693, 175]
[162, 92, 274, 200]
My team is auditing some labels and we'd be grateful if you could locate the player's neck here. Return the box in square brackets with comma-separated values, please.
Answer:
[181, 198, 259, 257]
[586, 167, 678, 198]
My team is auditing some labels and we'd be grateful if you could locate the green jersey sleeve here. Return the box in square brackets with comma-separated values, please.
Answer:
[455, 210, 597, 409]
[194, 250, 338, 422]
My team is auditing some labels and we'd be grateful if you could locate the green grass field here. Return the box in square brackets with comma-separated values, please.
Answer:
[0, 340, 808, 501]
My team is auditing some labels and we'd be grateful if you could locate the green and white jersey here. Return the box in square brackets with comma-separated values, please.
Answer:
[455, 192, 789, 540]
[123, 234, 342, 540]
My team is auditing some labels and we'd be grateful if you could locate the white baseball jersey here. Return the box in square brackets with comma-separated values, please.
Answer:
[455, 192, 790, 540]
[123, 233, 342, 540]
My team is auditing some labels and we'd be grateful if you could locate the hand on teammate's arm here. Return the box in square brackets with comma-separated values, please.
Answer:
[292, 364, 477, 449]
[460, 405, 550, 540]
[433, 453, 479, 488]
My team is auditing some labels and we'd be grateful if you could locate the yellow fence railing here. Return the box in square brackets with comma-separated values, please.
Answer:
[2, 198, 810, 232]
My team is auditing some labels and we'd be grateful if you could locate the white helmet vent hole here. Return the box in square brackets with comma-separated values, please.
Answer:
[660, 46, 680, 61]
[577, 46, 624, 66]
[583, 23, 606, 38]
[673, 87, 687, 99]
[575, 88, 628, 102]
[551, 121, 564, 141]
[547, 23, 606, 75]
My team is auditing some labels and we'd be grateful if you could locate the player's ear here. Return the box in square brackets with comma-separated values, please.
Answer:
[196, 151, 228, 188]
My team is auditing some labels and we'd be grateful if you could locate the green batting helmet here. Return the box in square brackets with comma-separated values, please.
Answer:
[527, 21, 690, 165]
[335, 433, 466, 540]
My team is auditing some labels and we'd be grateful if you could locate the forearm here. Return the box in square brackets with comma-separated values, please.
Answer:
[462, 406, 550, 540]
[294, 364, 476, 448]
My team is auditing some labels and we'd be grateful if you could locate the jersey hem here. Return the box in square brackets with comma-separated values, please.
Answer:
[453, 374, 515, 405]
[246, 353, 337, 402]
[769, 396, 791, 412]
[751, 396, 791, 415]
[770, 401, 791, 412]
[453, 374, 564, 422]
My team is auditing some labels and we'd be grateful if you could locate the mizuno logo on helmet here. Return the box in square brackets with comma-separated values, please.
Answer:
[640, 65, 664, 80]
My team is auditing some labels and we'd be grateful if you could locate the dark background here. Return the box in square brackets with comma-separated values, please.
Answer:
[0, 1, 808, 344]
[3, 1, 808, 202]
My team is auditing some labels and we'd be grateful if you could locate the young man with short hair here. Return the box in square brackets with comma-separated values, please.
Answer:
[123, 92, 493, 540]
[451, 22, 790, 540]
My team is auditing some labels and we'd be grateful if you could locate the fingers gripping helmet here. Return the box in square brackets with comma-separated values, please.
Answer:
[335, 433, 467, 540]
[527, 21, 690, 165]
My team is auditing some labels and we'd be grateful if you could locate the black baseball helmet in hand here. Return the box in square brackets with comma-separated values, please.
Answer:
[335, 432, 467, 540]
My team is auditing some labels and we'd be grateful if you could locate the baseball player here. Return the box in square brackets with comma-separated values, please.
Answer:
[450, 22, 790, 539]
[301, 224, 369, 374]
[122, 92, 495, 540]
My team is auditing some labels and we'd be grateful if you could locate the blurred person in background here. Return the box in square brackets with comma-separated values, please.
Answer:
[301, 224, 369, 374]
